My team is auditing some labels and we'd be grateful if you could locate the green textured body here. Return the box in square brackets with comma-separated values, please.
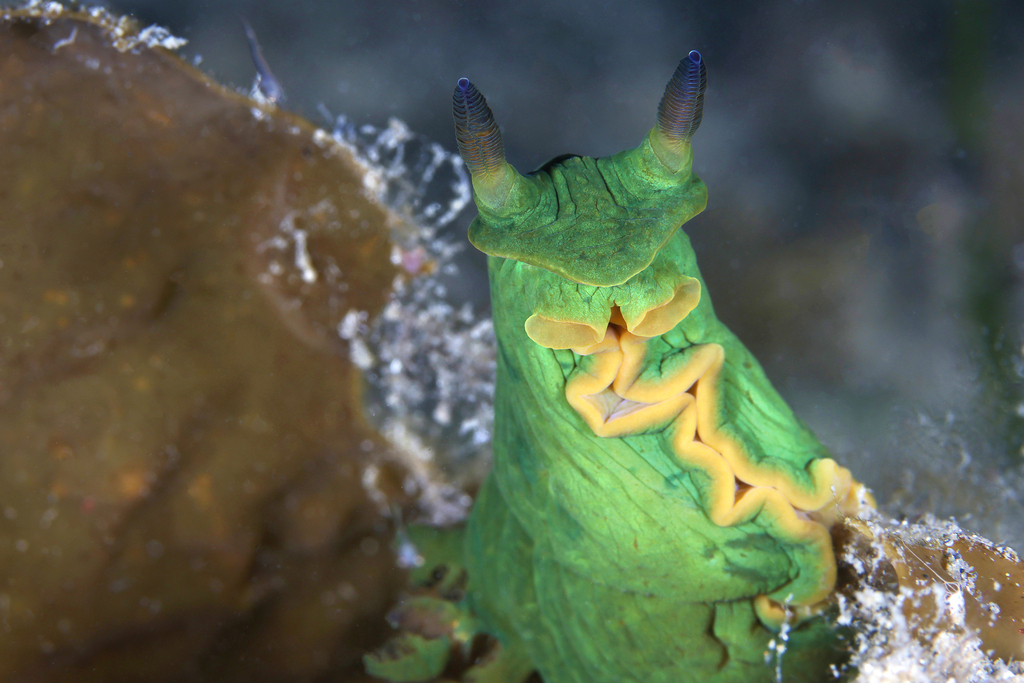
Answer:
[460, 232, 844, 683]
[366, 58, 864, 683]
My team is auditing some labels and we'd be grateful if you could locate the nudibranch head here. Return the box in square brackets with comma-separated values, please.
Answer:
[453, 53, 709, 288]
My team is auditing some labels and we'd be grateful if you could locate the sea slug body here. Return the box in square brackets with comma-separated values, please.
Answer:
[368, 51, 871, 683]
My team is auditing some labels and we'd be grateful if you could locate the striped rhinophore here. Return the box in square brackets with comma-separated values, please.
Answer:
[657, 50, 707, 145]
[452, 77, 506, 179]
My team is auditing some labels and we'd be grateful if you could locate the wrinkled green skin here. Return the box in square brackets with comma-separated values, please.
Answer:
[369, 143, 848, 681]
[461, 250, 843, 683]
[468, 148, 848, 680]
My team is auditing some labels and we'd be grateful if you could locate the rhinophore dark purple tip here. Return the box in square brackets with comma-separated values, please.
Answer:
[452, 77, 506, 177]
[657, 50, 708, 144]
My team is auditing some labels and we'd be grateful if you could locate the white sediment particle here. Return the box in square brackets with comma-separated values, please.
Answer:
[312, 129, 333, 149]
[290, 229, 316, 283]
[360, 464, 388, 511]
[395, 534, 425, 569]
[256, 236, 288, 253]
[258, 211, 320, 285]
[349, 338, 374, 370]
[337, 309, 367, 341]
[775, 619, 790, 683]
[433, 401, 451, 426]
[945, 586, 966, 627]
[362, 167, 386, 200]
[51, 25, 76, 50]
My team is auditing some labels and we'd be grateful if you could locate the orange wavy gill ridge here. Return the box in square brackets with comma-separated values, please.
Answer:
[547, 309, 871, 626]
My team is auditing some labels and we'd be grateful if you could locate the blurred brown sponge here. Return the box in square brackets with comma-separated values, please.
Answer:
[0, 7, 408, 682]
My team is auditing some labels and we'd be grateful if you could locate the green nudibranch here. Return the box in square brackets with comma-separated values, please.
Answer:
[367, 51, 872, 683]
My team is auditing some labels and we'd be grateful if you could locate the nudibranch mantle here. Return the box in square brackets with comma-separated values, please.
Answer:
[368, 51, 872, 683]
